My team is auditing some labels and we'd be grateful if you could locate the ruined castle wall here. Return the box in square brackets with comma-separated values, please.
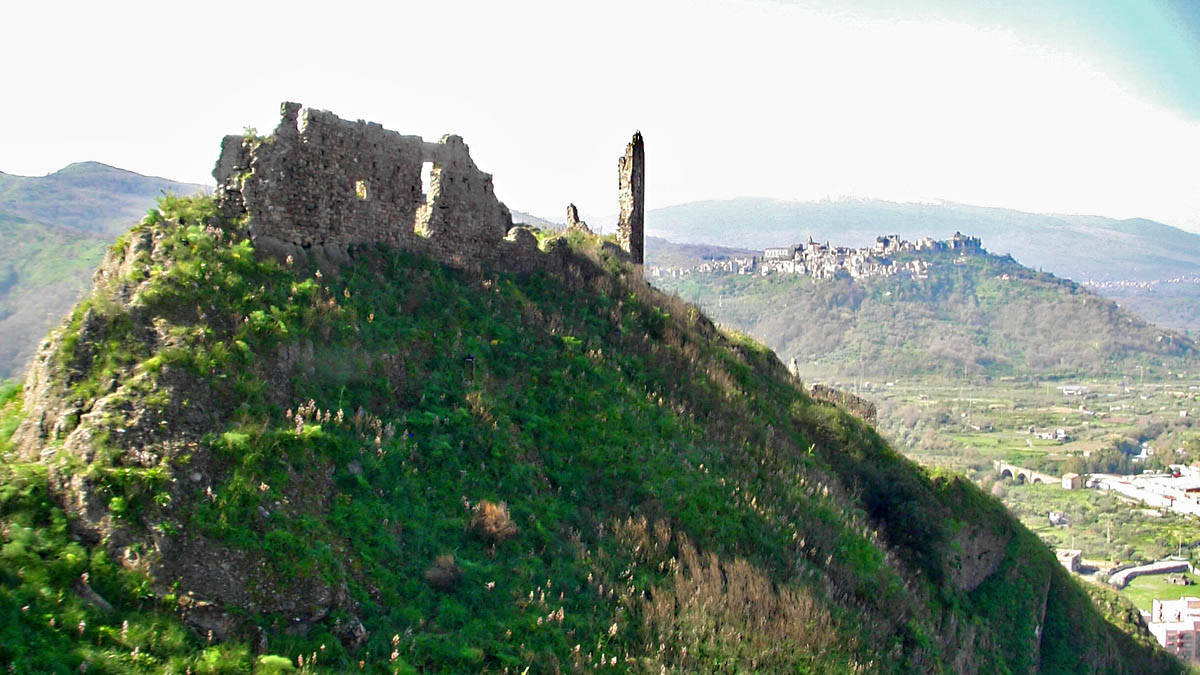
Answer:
[214, 102, 519, 270]
[809, 384, 877, 423]
[416, 135, 514, 252]
[212, 102, 648, 278]
[617, 132, 645, 264]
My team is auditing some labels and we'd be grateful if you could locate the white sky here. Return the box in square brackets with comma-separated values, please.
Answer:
[4, 0, 1200, 232]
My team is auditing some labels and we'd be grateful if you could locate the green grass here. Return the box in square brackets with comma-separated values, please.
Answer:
[1121, 572, 1200, 612]
[0, 194, 1183, 672]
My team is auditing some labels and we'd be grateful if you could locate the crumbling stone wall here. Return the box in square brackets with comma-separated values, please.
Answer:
[809, 384, 877, 423]
[617, 132, 645, 264]
[213, 102, 645, 276]
[214, 103, 541, 271]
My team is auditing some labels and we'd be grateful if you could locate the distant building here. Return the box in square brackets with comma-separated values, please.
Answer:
[762, 246, 796, 261]
[1149, 597, 1200, 662]
[1061, 385, 1089, 396]
[1056, 549, 1081, 573]
[1062, 473, 1082, 490]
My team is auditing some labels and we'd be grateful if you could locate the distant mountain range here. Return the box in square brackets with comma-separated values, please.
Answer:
[0, 163, 207, 377]
[1, 162, 208, 237]
[642, 198, 1200, 331]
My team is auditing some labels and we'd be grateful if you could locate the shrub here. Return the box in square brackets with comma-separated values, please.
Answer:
[424, 555, 461, 591]
[469, 500, 517, 544]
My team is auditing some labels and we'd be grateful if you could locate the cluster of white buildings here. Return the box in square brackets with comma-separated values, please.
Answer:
[1093, 467, 1200, 517]
[647, 232, 984, 281]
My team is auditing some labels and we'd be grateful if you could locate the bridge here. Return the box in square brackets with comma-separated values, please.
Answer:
[993, 460, 1059, 486]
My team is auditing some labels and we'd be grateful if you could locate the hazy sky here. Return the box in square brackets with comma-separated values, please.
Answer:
[4, 0, 1200, 232]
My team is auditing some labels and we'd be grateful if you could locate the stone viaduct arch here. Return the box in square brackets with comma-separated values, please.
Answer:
[993, 460, 1059, 486]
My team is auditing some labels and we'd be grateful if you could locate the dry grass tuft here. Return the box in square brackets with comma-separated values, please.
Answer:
[424, 555, 461, 591]
[469, 500, 518, 544]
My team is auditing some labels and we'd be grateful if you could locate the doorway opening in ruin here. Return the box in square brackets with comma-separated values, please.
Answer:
[420, 162, 433, 199]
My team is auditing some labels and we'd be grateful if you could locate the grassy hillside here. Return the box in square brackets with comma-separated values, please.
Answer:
[0, 196, 1179, 672]
[0, 213, 106, 378]
[657, 249, 1196, 379]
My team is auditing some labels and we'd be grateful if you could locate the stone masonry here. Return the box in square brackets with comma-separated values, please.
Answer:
[617, 132, 645, 265]
[214, 103, 531, 271]
[213, 103, 645, 275]
[566, 203, 591, 234]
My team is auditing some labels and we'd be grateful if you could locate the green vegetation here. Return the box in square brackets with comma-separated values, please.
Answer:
[1005, 483, 1196, 564]
[0, 195, 1182, 671]
[0, 459, 253, 672]
[865, 376, 1200, 568]
[1121, 573, 1200, 613]
[656, 249, 1195, 379]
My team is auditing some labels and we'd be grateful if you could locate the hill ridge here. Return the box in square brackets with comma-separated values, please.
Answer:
[0, 105, 1180, 672]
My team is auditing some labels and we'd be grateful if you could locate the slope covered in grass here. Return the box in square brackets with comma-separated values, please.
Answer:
[0, 196, 1180, 672]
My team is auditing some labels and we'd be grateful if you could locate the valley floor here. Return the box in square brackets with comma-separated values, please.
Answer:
[844, 371, 1200, 611]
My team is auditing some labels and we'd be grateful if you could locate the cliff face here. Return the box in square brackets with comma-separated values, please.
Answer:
[0, 106, 1181, 672]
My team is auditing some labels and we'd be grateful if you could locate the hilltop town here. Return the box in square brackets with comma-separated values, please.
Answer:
[649, 231, 984, 281]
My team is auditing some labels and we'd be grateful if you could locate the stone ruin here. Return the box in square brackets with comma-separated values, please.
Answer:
[809, 383, 877, 423]
[213, 102, 644, 273]
[616, 132, 645, 265]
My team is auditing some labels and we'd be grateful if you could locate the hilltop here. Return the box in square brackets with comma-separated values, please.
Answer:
[0, 104, 1179, 672]
[643, 197, 1200, 331]
[654, 235, 1197, 380]
[0, 163, 207, 378]
[0, 162, 208, 237]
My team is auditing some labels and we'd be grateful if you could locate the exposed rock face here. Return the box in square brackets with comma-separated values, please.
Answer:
[617, 132, 644, 265]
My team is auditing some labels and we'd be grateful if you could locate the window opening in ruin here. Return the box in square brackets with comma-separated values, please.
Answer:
[420, 161, 433, 198]
[354, 180, 368, 200]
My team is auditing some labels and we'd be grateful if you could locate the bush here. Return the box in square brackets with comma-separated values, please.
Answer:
[468, 500, 517, 544]
[424, 555, 461, 591]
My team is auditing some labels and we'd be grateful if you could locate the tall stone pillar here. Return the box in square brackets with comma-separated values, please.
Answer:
[617, 132, 644, 264]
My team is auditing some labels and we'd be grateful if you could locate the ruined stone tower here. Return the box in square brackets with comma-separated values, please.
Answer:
[617, 132, 645, 264]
